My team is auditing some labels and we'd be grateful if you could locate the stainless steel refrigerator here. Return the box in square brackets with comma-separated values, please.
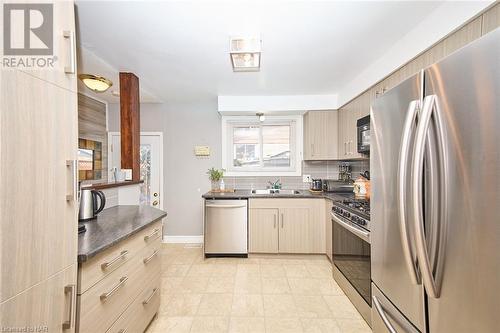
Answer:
[370, 28, 499, 333]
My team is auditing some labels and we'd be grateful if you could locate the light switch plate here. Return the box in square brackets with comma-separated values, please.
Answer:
[303, 174, 311, 183]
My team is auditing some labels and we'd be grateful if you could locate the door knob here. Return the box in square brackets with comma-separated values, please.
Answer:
[152, 200, 158, 206]
[153, 193, 158, 197]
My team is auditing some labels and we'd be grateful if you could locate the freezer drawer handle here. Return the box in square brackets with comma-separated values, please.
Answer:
[397, 100, 421, 285]
[331, 212, 370, 243]
[373, 296, 398, 333]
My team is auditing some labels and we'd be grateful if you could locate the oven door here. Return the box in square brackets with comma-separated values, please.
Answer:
[332, 213, 371, 306]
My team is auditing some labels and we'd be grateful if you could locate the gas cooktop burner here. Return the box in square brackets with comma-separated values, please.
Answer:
[341, 199, 370, 215]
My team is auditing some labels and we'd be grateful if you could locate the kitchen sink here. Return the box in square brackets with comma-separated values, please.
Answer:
[251, 189, 301, 195]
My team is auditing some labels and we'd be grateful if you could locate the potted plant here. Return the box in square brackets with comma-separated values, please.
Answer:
[207, 167, 224, 191]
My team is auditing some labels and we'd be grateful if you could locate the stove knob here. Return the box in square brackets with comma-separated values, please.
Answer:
[344, 212, 351, 218]
[359, 219, 366, 226]
[352, 216, 359, 223]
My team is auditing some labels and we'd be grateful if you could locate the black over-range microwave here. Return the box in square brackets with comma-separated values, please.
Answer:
[357, 115, 370, 154]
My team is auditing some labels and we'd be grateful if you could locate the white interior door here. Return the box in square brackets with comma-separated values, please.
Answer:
[109, 132, 163, 209]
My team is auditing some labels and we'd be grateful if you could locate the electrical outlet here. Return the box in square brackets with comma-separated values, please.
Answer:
[303, 174, 312, 183]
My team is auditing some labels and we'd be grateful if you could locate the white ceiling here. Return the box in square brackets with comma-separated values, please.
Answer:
[75, 1, 447, 103]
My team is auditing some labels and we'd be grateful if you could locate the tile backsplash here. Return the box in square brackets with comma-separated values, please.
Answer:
[224, 159, 369, 190]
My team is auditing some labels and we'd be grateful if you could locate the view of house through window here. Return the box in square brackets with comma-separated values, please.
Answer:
[229, 121, 294, 172]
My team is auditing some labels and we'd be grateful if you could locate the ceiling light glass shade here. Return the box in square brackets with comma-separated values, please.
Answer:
[78, 74, 113, 92]
[230, 53, 260, 71]
[230, 36, 261, 72]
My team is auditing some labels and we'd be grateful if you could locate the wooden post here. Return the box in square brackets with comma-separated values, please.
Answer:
[119, 72, 140, 181]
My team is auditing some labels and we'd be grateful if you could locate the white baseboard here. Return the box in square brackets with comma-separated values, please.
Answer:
[162, 235, 204, 244]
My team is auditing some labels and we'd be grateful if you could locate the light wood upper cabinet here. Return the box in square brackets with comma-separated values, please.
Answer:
[0, 265, 76, 333]
[482, 2, 500, 35]
[249, 208, 279, 253]
[338, 94, 369, 160]
[303, 111, 338, 160]
[0, 69, 78, 302]
[18, 1, 78, 93]
[248, 199, 325, 254]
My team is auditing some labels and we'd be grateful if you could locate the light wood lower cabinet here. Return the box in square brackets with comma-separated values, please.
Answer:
[249, 208, 279, 253]
[77, 221, 162, 333]
[325, 200, 333, 262]
[249, 199, 325, 254]
[0, 265, 77, 333]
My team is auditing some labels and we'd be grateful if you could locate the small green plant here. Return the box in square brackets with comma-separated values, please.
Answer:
[207, 167, 224, 182]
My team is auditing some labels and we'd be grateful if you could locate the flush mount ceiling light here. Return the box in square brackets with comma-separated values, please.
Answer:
[230, 36, 261, 72]
[256, 112, 265, 122]
[78, 74, 113, 93]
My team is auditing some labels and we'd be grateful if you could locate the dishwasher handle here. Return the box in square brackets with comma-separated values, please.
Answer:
[206, 203, 247, 208]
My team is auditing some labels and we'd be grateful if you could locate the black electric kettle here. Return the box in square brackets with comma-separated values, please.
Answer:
[79, 189, 106, 221]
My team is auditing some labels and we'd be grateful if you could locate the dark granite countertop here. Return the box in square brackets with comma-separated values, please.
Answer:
[202, 189, 353, 201]
[78, 205, 167, 263]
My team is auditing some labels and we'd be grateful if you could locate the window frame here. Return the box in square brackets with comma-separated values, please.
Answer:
[222, 115, 303, 176]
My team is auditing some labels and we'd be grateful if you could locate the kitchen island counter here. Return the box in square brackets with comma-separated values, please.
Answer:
[77, 205, 167, 263]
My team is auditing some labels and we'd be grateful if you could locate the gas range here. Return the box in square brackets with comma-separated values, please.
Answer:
[331, 198, 370, 231]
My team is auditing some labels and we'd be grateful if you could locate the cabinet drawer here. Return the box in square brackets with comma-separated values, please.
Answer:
[79, 237, 161, 333]
[105, 272, 161, 333]
[79, 221, 162, 293]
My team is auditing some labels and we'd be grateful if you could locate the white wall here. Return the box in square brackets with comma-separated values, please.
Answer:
[108, 100, 221, 237]
[337, 0, 493, 106]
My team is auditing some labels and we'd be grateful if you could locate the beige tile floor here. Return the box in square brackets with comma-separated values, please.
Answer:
[146, 244, 372, 333]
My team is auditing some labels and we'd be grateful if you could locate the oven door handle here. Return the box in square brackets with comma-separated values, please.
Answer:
[331, 212, 370, 243]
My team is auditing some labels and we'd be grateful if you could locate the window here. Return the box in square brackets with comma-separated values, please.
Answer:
[222, 116, 302, 176]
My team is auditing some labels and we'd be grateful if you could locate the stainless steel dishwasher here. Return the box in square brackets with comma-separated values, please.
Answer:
[204, 199, 248, 258]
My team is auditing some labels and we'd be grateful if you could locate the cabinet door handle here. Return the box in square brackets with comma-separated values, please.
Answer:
[348, 141, 352, 155]
[143, 250, 159, 264]
[281, 214, 284, 228]
[101, 250, 128, 270]
[66, 160, 77, 202]
[274, 215, 277, 228]
[63, 31, 76, 74]
[144, 228, 160, 242]
[142, 287, 159, 305]
[62, 284, 76, 330]
[100, 276, 128, 301]
[344, 142, 347, 156]
[311, 143, 314, 156]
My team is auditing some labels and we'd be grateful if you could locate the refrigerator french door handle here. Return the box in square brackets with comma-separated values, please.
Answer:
[397, 100, 421, 285]
[412, 94, 447, 299]
[372, 296, 398, 333]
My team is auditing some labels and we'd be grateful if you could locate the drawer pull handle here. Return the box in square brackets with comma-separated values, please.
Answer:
[143, 250, 159, 264]
[144, 228, 160, 242]
[101, 250, 128, 270]
[142, 287, 159, 305]
[100, 276, 128, 302]
[62, 284, 76, 330]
